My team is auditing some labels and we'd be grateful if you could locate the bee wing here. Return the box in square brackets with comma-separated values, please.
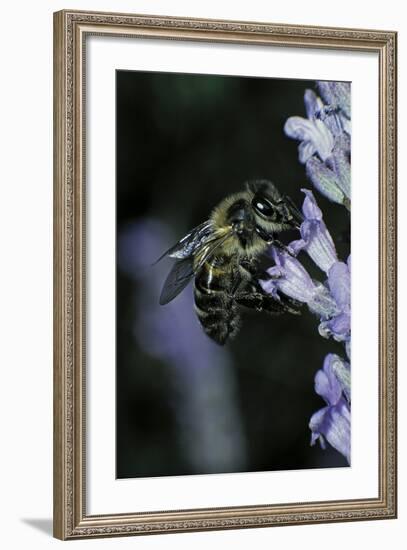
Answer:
[159, 230, 232, 305]
[192, 231, 232, 272]
[159, 257, 195, 305]
[154, 220, 213, 264]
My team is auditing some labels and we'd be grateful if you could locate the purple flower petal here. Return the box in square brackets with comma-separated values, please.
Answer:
[319, 313, 350, 342]
[298, 140, 317, 164]
[287, 238, 306, 256]
[316, 353, 350, 405]
[284, 116, 315, 141]
[326, 148, 351, 199]
[328, 261, 350, 312]
[263, 248, 316, 303]
[259, 265, 284, 300]
[304, 89, 324, 119]
[284, 113, 334, 164]
[306, 157, 346, 205]
[310, 395, 351, 463]
[299, 190, 338, 273]
[331, 357, 351, 402]
[315, 359, 342, 406]
[310, 399, 350, 463]
[309, 407, 328, 449]
[261, 249, 338, 319]
[316, 107, 351, 142]
[334, 132, 351, 156]
[328, 399, 351, 463]
[321, 111, 344, 138]
[317, 260, 351, 341]
[302, 189, 323, 220]
[308, 283, 339, 320]
[310, 353, 351, 463]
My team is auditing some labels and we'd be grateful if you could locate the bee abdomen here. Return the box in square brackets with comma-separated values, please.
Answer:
[198, 308, 240, 345]
[194, 261, 239, 345]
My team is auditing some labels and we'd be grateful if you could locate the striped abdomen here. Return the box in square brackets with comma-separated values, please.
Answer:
[193, 255, 239, 345]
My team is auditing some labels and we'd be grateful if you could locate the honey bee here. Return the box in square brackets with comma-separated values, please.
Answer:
[158, 180, 303, 345]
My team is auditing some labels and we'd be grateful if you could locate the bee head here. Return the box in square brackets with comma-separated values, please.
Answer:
[246, 180, 301, 239]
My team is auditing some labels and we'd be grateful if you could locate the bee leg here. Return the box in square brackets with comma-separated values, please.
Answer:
[229, 258, 259, 297]
[239, 260, 261, 282]
[257, 228, 294, 256]
[235, 291, 270, 313]
[269, 236, 296, 258]
[230, 271, 248, 296]
[235, 290, 301, 315]
[237, 256, 280, 286]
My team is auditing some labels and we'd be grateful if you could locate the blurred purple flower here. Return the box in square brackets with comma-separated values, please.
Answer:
[284, 82, 351, 208]
[117, 219, 247, 472]
[309, 354, 351, 463]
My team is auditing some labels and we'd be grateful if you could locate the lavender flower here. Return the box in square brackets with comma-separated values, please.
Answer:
[309, 354, 351, 464]
[261, 247, 339, 321]
[284, 82, 351, 209]
[280, 81, 351, 462]
[289, 189, 338, 273]
[261, 190, 350, 343]
[261, 186, 351, 462]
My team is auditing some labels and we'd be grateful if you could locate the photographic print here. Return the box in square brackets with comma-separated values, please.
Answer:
[116, 71, 351, 479]
[54, 10, 396, 539]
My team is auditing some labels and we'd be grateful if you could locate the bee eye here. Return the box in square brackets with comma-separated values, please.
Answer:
[252, 196, 275, 218]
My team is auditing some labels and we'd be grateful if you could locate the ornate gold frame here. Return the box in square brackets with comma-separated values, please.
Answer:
[53, 9, 397, 540]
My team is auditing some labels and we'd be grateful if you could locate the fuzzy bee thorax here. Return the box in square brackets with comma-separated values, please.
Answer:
[209, 193, 268, 256]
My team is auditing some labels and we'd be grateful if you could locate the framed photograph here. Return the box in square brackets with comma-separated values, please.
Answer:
[53, 9, 397, 540]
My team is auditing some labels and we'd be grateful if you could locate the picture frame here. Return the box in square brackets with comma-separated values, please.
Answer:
[53, 9, 397, 540]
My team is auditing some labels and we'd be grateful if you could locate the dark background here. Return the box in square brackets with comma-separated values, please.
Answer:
[116, 70, 350, 478]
